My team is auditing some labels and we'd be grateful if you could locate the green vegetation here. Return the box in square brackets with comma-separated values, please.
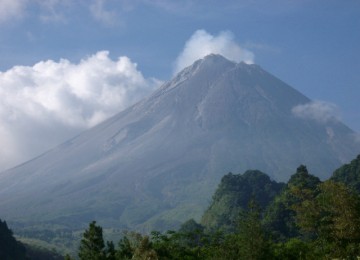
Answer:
[201, 170, 284, 232]
[331, 154, 360, 192]
[3, 154, 360, 259]
[0, 219, 26, 259]
[66, 155, 360, 259]
[78, 221, 116, 260]
[0, 219, 64, 259]
[263, 165, 321, 240]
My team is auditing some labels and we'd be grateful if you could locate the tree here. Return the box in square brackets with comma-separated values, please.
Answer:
[331, 154, 360, 192]
[288, 181, 319, 238]
[290, 179, 360, 258]
[116, 231, 143, 259]
[64, 254, 75, 260]
[201, 170, 284, 232]
[105, 241, 116, 260]
[132, 236, 158, 260]
[273, 238, 313, 260]
[0, 219, 26, 260]
[315, 181, 360, 257]
[78, 221, 106, 260]
[263, 165, 320, 241]
[236, 199, 271, 260]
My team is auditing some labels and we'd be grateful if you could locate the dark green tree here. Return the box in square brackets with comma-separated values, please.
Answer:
[64, 254, 74, 260]
[263, 165, 320, 240]
[132, 235, 158, 260]
[151, 228, 205, 259]
[236, 199, 271, 260]
[78, 221, 106, 260]
[273, 238, 313, 260]
[105, 241, 116, 260]
[331, 154, 360, 192]
[116, 231, 147, 260]
[314, 181, 360, 258]
[0, 219, 26, 260]
[201, 170, 284, 232]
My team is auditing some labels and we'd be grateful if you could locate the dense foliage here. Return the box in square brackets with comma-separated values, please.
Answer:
[0, 219, 26, 259]
[331, 154, 360, 192]
[263, 165, 321, 240]
[0, 219, 65, 259]
[201, 170, 284, 231]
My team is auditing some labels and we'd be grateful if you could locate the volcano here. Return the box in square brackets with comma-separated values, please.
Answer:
[0, 54, 359, 230]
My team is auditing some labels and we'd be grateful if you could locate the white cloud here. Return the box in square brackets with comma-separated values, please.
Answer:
[0, 0, 27, 24]
[292, 100, 341, 123]
[173, 29, 255, 74]
[0, 51, 159, 171]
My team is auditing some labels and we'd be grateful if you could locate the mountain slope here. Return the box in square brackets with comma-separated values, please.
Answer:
[0, 54, 359, 231]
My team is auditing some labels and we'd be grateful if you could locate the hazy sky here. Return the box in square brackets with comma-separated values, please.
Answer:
[0, 0, 359, 171]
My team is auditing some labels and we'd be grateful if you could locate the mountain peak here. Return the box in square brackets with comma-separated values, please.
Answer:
[201, 53, 233, 62]
[189, 54, 262, 78]
[201, 54, 259, 68]
[164, 54, 236, 91]
[174, 54, 260, 82]
[191, 53, 236, 71]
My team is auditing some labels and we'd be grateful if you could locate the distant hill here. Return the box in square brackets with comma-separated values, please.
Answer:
[201, 155, 360, 239]
[201, 170, 284, 231]
[67, 155, 360, 259]
[0, 54, 359, 233]
[331, 155, 360, 192]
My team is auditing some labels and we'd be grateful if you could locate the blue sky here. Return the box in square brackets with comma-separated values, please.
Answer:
[0, 0, 359, 171]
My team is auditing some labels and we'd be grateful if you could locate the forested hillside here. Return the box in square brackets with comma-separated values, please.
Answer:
[0, 219, 64, 259]
[64, 155, 360, 259]
[0, 219, 26, 259]
[331, 154, 360, 191]
[201, 170, 284, 231]
[3, 155, 360, 259]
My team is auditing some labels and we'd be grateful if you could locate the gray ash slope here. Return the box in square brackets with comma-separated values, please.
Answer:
[0, 54, 358, 230]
